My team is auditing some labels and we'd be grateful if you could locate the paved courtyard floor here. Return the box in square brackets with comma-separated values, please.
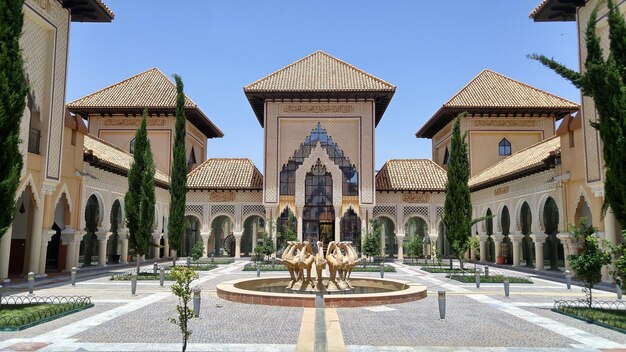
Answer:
[1, 260, 626, 351]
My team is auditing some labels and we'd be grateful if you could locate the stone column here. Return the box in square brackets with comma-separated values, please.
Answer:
[119, 228, 129, 264]
[492, 233, 504, 260]
[556, 232, 573, 271]
[510, 232, 524, 267]
[296, 209, 303, 242]
[396, 233, 405, 260]
[152, 232, 161, 259]
[380, 222, 386, 257]
[428, 232, 438, 258]
[163, 234, 170, 258]
[252, 221, 258, 251]
[478, 233, 489, 262]
[200, 231, 211, 258]
[61, 228, 84, 271]
[38, 230, 56, 275]
[0, 225, 13, 281]
[530, 234, 548, 270]
[28, 198, 45, 273]
[233, 231, 243, 259]
[604, 209, 619, 282]
[335, 215, 341, 243]
[95, 228, 111, 267]
[470, 237, 477, 261]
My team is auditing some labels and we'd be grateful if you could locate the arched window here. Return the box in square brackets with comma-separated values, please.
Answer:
[442, 147, 449, 165]
[280, 123, 358, 196]
[129, 138, 136, 154]
[187, 147, 197, 172]
[499, 138, 511, 156]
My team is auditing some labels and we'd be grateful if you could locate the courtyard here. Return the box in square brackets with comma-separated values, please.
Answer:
[1, 259, 625, 352]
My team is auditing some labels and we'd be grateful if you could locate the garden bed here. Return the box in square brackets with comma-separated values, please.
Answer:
[445, 274, 533, 284]
[420, 267, 475, 273]
[243, 263, 287, 271]
[192, 258, 235, 265]
[553, 300, 626, 332]
[110, 264, 217, 280]
[0, 296, 93, 331]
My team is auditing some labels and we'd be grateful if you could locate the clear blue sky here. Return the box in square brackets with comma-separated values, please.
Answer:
[66, 1, 580, 170]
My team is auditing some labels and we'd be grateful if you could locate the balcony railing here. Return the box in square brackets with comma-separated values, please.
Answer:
[28, 128, 41, 154]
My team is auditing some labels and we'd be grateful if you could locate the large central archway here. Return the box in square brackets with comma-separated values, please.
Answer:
[302, 160, 335, 246]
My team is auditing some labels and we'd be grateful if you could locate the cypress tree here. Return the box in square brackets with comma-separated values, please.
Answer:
[0, 0, 27, 238]
[443, 114, 472, 269]
[168, 74, 187, 264]
[530, 1, 626, 230]
[125, 109, 156, 273]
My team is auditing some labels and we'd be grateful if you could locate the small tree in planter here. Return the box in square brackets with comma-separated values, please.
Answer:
[362, 219, 381, 262]
[169, 266, 199, 352]
[405, 235, 422, 264]
[568, 219, 611, 308]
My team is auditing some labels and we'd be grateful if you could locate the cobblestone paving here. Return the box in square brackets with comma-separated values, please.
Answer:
[338, 295, 574, 348]
[72, 293, 302, 344]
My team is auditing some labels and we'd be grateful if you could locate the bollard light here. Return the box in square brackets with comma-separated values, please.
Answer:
[187, 257, 191, 267]
[193, 287, 201, 318]
[380, 262, 385, 278]
[159, 267, 165, 287]
[71, 267, 77, 286]
[475, 269, 481, 289]
[131, 272, 137, 295]
[272, 257, 276, 270]
[438, 291, 446, 319]
[28, 272, 35, 294]
[616, 279, 623, 300]
[211, 253, 214, 263]
[0, 284, 3, 306]
[256, 264, 261, 277]
[565, 270, 572, 290]
[153, 262, 158, 274]
[449, 258, 453, 270]
[503, 278, 510, 298]
[315, 292, 324, 308]
[484, 266, 489, 277]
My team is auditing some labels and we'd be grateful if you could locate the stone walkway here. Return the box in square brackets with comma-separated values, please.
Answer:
[1, 260, 625, 351]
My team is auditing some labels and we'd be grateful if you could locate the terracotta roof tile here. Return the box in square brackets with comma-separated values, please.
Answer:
[376, 159, 447, 192]
[416, 69, 579, 138]
[187, 158, 263, 190]
[68, 68, 197, 109]
[83, 135, 169, 185]
[67, 68, 223, 138]
[469, 136, 560, 189]
[244, 50, 395, 93]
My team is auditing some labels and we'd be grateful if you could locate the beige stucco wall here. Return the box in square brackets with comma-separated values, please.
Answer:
[264, 101, 375, 207]
[87, 114, 208, 175]
[432, 115, 555, 176]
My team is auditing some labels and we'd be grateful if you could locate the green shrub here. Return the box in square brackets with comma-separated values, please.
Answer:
[190, 241, 204, 261]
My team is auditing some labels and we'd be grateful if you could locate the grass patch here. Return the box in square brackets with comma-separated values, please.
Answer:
[0, 302, 92, 331]
[446, 274, 533, 284]
[421, 267, 474, 273]
[403, 261, 448, 267]
[243, 263, 288, 271]
[353, 265, 396, 272]
[192, 258, 234, 265]
[556, 306, 626, 332]
[110, 264, 218, 280]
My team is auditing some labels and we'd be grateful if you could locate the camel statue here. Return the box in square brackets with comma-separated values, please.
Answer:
[294, 241, 315, 290]
[325, 241, 341, 290]
[333, 242, 349, 290]
[277, 241, 301, 288]
[338, 241, 363, 286]
[314, 241, 327, 290]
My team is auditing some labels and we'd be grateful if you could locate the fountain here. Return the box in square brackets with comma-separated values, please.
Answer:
[217, 241, 427, 307]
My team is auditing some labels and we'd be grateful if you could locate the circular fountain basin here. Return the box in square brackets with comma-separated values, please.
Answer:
[217, 276, 427, 307]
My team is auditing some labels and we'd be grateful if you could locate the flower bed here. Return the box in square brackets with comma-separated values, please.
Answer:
[445, 274, 533, 284]
[192, 258, 235, 265]
[553, 300, 626, 332]
[0, 296, 93, 331]
[110, 264, 218, 280]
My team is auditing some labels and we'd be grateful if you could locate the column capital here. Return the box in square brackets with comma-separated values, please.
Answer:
[478, 233, 490, 241]
[200, 231, 211, 240]
[395, 233, 406, 239]
[492, 233, 504, 242]
[509, 232, 524, 242]
[95, 226, 108, 236]
[556, 232, 573, 242]
[118, 228, 129, 238]
[42, 229, 56, 243]
[151, 231, 162, 241]
[61, 228, 85, 245]
[96, 231, 113, 241]
[233, 231, 243, 239]
[530, 233, 548, 243]
[40, 181, 57, 196]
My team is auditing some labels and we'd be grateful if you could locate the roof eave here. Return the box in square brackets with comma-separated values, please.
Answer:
[244, 90, 396, 128]
[530, 0, 585, 22]
[62, 0, 114, 22]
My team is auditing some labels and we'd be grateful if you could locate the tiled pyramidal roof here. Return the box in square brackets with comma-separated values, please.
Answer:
[67, 68, 223, 138]
[376, 159, 447, 192]
[469, 136, 560, 190]
[244, 50, 395, 93]
[444, 69, 579, 110]
[187, 158, 263, 190]
[416, 69, 579, 138]
[68, 68, 197, 109]
[83, 135, 170, 186]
